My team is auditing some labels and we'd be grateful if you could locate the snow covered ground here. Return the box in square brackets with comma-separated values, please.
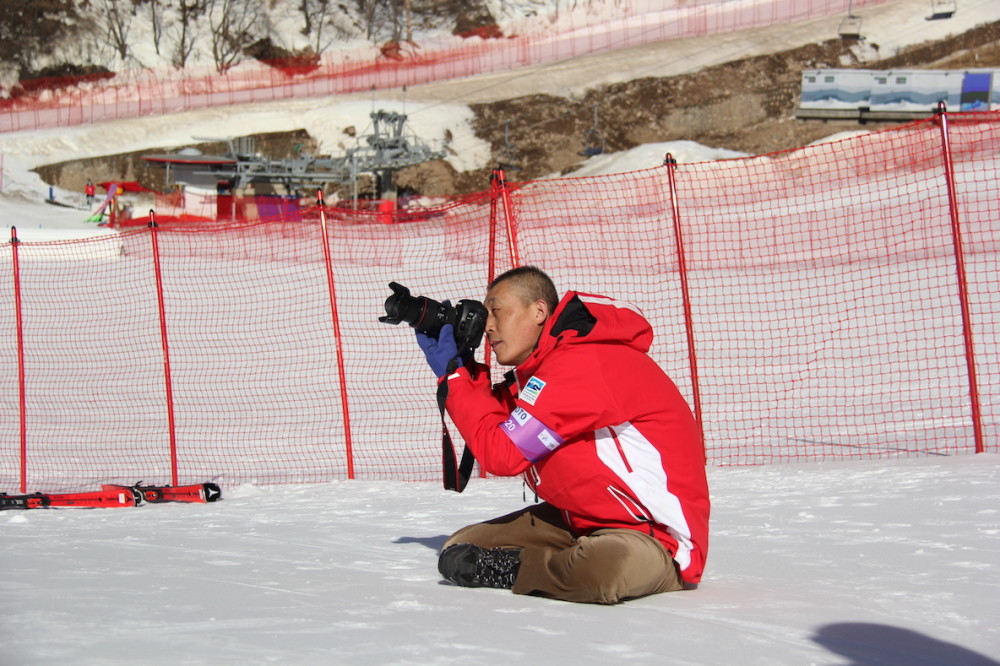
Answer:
[2, 456, 998, 664]
[1, 1, 999, 663]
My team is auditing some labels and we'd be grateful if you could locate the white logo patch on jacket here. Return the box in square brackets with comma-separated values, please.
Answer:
[521, 376, 546, 405]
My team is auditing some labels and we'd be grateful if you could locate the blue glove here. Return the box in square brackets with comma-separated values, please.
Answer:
[416, 323, 462, 378]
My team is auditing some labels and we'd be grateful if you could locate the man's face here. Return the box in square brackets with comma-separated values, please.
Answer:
[484, 280, 549, 366]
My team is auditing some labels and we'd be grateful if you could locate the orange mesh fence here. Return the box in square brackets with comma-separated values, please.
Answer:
[1, 112, 997, 490]
[0, 0, 892, 133]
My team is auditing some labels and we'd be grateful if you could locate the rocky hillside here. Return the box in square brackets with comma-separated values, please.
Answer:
[446, 19, 1000, 192]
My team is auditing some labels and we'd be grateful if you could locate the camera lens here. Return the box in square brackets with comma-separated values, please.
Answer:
[379, 282, 452, 339]
[378, 283, 486, 349]
[379, 282, 414, 325]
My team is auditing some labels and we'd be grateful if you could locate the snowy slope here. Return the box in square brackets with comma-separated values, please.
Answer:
[2, 456, 998, 664]
[0, 2, 999, 663]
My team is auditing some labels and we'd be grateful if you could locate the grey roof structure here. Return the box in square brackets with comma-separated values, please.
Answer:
[143, 110, 446, 195]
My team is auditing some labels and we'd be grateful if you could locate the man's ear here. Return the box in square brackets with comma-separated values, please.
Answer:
[533, 299, 550, 325]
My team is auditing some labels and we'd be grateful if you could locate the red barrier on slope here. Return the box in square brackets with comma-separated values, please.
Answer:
[0, 112, 997, 489]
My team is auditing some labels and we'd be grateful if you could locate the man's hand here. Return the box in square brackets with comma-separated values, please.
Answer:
[416, 324, 462, 378]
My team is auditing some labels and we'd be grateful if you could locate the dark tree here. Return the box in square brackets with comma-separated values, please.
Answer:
[175, 0, 209, 68]
[0, 0, 81, 77]
[208, 0, 264, 73]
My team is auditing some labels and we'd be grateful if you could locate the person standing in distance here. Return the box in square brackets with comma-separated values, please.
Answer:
[416, 266, 710, 604]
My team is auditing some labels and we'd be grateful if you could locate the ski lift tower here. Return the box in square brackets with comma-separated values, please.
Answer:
[345, 109, 446, 203]
[142, 109, 447, 208]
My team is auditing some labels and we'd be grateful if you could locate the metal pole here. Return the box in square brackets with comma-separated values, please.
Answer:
[10, 228, 27, 491]
[149, 212, 180, 484]
[318, 191, 356, 478]
[487, 170, 500, 368]
[935, 102, 985, 454]
[495, 168, 521, 268]
[664, 155, 706, 460]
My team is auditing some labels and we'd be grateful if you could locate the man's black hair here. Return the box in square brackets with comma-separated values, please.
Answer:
[490, 266, 559, 314]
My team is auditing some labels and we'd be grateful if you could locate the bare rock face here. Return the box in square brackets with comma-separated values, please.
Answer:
[452, 3, 498, 37]
[394, 160, 460, 198]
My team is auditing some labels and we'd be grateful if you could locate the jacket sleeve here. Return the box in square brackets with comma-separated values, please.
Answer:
[442, 364, 534, 476]
[444, 346, 624, 474]
[512, 345, 623, 444]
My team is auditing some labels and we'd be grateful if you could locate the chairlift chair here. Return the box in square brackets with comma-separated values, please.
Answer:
[838, 14, 862, 39]
[578, 104, 606, 157]
[927, 0, 956, 20]
[496, 120, 521, 171]
[838, 0, 862, 39]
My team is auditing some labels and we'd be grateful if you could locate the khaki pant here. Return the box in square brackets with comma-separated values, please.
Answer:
[443, 502, 683, 604]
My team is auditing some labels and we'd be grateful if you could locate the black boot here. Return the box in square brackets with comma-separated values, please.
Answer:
[438, 543, 522, 589]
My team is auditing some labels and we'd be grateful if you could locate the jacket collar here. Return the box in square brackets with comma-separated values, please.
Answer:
[512, 290, 654, 388]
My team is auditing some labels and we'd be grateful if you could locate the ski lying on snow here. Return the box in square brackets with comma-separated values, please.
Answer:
[0, 486, 140, 510]
[0, 482, 221, 510]
[103, 482, 222, 504]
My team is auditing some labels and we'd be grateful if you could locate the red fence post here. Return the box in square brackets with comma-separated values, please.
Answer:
[495, 168, 521, 268]
[10, 228, 27, 492]
[478, 171, 508, 479]
[488, 170, 501, 284]
[486, 171, 503, 370]
[664, 155, 706, 460]
[148, 214, 180, 484]
[318, 192, 355, 478]
[934, 103, 985, 454]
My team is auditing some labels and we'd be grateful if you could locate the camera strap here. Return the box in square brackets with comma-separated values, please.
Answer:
[436, 361, 476, 493]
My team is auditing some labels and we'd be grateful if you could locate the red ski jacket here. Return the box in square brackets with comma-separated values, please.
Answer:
[443, 291, 710, 584]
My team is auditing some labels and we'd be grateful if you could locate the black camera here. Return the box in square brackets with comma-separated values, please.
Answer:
[379, 282, 488, 350]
